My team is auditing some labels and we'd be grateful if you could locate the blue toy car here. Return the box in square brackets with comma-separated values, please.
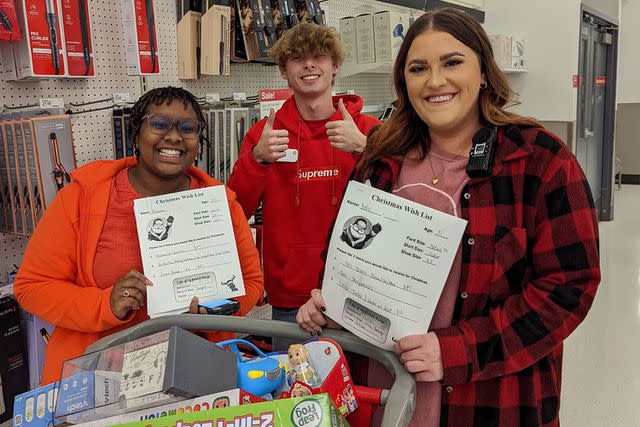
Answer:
[216, 339, 285, 398]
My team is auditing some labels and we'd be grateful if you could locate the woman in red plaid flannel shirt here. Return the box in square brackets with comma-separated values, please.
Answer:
[297, 8, 600, 427]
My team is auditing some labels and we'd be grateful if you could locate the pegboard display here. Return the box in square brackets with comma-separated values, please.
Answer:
[145, 0, 414, 108]
[0, 0, 412, 280]
[0, 0, 142, 274]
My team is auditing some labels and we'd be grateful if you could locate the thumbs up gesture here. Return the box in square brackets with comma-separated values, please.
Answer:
[325, 98, 367, 154]
[251, 108, 290, 164]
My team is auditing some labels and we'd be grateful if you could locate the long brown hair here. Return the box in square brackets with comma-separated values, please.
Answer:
[358, 8, 541, 180]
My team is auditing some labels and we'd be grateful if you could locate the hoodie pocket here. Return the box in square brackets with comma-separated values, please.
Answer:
[282, 244, 326, 296]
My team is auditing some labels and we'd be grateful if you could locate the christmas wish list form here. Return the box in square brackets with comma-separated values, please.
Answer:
[323, 181, 467, 350]
[134, 186, 245, 317]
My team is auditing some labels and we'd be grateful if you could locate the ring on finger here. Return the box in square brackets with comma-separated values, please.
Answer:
[123, 289, 130, 298]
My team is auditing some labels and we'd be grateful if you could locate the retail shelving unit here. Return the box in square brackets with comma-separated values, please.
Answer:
[0, 0, 488, 288]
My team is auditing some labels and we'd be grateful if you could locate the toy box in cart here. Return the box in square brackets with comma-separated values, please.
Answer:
[272, 339, 359, 415]
[51, 327, 240, 425]
[216, 337, 359, 417]
[114, 394, 349, 427]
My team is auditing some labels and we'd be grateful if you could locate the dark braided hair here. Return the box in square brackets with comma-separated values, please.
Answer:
[129, 86, 208, 158]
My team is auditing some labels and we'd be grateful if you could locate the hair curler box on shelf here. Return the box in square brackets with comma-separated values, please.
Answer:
[121, 0, 160, 75]
[13, 0, 67, 79]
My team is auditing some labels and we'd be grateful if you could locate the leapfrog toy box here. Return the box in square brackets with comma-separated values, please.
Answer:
[114, 394, 349, 427]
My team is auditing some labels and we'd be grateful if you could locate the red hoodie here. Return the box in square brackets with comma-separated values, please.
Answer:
[228, 94, 380, 308]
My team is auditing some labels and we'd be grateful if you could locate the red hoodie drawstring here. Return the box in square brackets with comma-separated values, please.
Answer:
[295, 120, 301, 207]
[331, 148, 337, 206]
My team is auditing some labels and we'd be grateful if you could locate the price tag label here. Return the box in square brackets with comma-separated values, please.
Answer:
[39, 98, 64, 109]
[206, 93, 221, 103]
[232, 92, 247, 101]
[113, 93, 132, 104]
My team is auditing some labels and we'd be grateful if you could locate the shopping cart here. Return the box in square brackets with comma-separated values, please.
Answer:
[86, 314, 416, 427]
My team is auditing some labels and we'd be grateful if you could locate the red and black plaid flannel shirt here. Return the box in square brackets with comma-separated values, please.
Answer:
[356, 125, 600, 426]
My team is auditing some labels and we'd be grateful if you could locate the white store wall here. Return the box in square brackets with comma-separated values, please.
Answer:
[617, 0, 640, 103]
[482, 0, 582, 122]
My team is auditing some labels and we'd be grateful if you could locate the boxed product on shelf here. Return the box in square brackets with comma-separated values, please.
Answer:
[121, 0, 160, 75]
[264, 0, 279, 45]
[13, 0, 67, 78]
[61, 0, 95, 77]
[338, 16, 357, 66]
[12, 380, 58, 427]
[0, 120, 17, 234]
[1, 117, 26, 235]
[112, 108, 134, 160]
[200, 5, 231, 76]
[488, 34, 512, 69]
[0, 134, 8, 232]
[112, 109, 125, 160]
[254, 0, 277, 55]
[19, 309, 54, 391]
[355, 14, 375, 64]
[26, 115, 76, 211]
[0, 296, 30, 423]
[373, 11, 410, 63]
[511, 37, 525, 68]
[207, 105, 226, 181]
[19, 118, 44, 229]
[0, 0, 20, 42]
[235, 0, 274, 62]
[295, 0, 323, 25]
[177, 11, 201, 80]
[176, 0, 205, 21]
[270, 0, 298, 39]
[11, 118, 36, 235]
[225, 106, 248, 180]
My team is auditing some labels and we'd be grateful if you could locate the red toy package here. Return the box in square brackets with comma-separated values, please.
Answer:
[272, 338, 359, 417]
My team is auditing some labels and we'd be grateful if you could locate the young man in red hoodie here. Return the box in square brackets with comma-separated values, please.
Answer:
[228, 23, 380, 349]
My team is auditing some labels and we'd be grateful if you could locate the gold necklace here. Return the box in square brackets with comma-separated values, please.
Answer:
[427, 144, 471, 185]
[428, 154, 443, 185]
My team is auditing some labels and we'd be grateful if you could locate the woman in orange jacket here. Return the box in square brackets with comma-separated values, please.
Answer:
[14, 87, 264, 385]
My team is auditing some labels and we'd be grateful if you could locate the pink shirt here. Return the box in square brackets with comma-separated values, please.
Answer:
[369, 144, 470, 427]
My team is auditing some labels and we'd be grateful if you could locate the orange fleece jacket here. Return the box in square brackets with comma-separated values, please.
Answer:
[14, 157, 264, 385]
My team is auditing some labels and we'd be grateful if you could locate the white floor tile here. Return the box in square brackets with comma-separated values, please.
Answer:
[561, 185, 640, 427]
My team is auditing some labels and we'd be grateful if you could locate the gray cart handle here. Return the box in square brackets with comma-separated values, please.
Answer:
[87, 315, 415, 427]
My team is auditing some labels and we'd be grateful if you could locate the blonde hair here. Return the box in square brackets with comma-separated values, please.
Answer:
[288, 344, 310, 361]
[268, 23, 346, 67]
